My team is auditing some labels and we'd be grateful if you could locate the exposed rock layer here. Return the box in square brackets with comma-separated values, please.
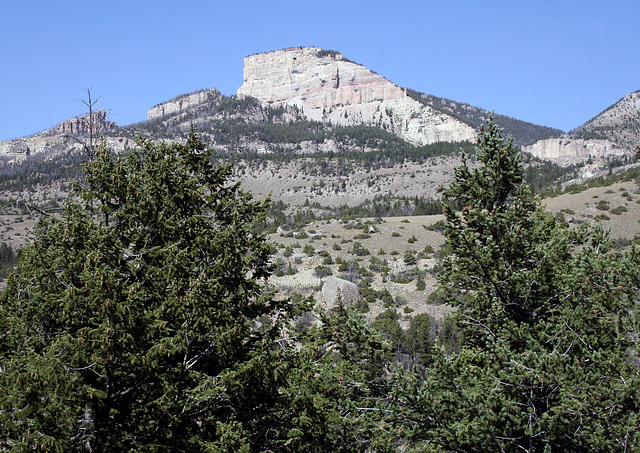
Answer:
[237, 47, 476, 146]
[148, 89, 222, 120]
[524, 137, 625, 165]
[0, 111, 121, 162]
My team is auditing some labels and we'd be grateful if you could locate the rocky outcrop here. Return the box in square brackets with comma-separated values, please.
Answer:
[524, 137, 626, 165]
[525, 90, 640, 164]
[237, 47, 476, 146]
[147, 89, 222, 120]
[0, 110, 122, 161]
[321, 276, 361, 310]
[571, 90, 640, 150]
[51, 110, 117, 136]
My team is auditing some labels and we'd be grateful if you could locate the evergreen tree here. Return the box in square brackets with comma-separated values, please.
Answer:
[0, 130, 297, 451]
[398, 117, 640, 451]
[274, 306, 397, 452]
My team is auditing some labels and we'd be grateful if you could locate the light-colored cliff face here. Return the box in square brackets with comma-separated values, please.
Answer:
[147, 89, 222, 120]
[524, 137, 625, 164]
[0, 111, 125, 161]
[237, 47, 476, 146]
[525, 90, 640, 164]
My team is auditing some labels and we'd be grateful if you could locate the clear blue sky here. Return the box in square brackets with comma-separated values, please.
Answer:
[1, 0, 638, 141]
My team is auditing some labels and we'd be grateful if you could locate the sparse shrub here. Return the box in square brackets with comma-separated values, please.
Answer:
[352, 298, 370, 313]
[417, 245, 434, 258]
[610, 206, 628, 215]
[613, 237, 632, 249]
[404, 251, 418, 265]
[314, 265, 332, 278]
[351, 241, 370, 256]
[424, 220, 446, 232]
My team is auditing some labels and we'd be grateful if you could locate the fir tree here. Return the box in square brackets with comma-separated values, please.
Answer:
[0, 130, 297, 451]
[398, 117, 640, 451]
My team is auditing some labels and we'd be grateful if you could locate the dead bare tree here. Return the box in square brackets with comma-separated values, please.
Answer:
[66, 87, 109, 160]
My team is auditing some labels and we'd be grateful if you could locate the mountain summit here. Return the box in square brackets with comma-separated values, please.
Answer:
[237, 47, 476, 146]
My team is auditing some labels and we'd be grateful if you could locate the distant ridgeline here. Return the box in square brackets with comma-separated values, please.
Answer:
[0, 46, 638, 207]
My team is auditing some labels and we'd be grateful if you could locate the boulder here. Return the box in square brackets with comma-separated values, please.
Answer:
[321, 276, 361, 310]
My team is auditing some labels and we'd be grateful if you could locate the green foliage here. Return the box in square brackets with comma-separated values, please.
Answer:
[371, 309, 403, 347]
[593, 213, 611, 221]
[278, 306, 397, 451]
[303, 244, 315, 256]
[402, 313, 433, 363]
[350, 241, 370, 256]
[398, 116, 640, 451]
[0, 242, 20, 280]
[610, 205, 629, 215]
[314, 265, 332, 278]
[0, 131, 299, 451]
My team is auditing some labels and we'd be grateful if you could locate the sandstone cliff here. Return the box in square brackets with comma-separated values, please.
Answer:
[148, 89, 223, 120]
[523, 137, 625, 165]
[524, 91, 639, 165]
[0, 111, 123, 162]
[237, 47, 476, 146]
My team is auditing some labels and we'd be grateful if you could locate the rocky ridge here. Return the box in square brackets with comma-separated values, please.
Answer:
[0, 111, 123, 162]
[523, 91, 640, 165]
[147, 89, 223, 120]
[1, 46, 638, 171]
[571, 90, 640, 150]
[237, 47, 477, 146]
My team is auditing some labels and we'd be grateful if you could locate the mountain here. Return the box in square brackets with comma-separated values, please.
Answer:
[571, 90, 640, 149]
[236, 47, 476, 146]
[405, 90, 563, 147]
[0, 110, 121, 162]
[523, 91, 640, 165]
[0, 46, 638, 179]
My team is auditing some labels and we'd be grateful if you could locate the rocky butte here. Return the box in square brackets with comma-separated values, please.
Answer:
[237, 46, 476, 146]
[523, 91, 640, 165]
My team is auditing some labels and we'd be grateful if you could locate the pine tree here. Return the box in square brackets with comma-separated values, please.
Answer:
[399, 117, 640, 451]
[0, 130, 296, 451]
[274, 306, 397, 452]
